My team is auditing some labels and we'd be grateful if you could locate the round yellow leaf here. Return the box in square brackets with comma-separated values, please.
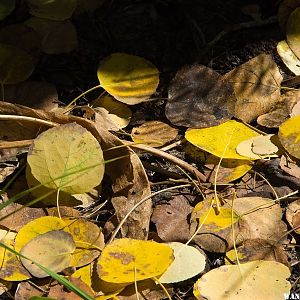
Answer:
[287, 7, 300, 60]
[97, 53, 159, 105]
[20, 230, 76, 278]
[194, 261, 291, 300]
[279, 115, 300, 159]
[185, 120, 259, 160]
[27, 123, 104, 195]
[98, 238, 173, 283]
[277, 40, 300, 75]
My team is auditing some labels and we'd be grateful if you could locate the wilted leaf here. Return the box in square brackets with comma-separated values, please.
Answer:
[194, 261, 291, 300]
[277, 40, 300, 75]
[93, 95, 132, 129]
[0, 0, 15, 20]
[279, 115, 300, 159]
[26, 18, 78, 54]
[20, 230, 76, 278]
[166, 64, 235, 128]
[287, 7, 300, 59]
[225, 239, 289, 266]
[225, 54, 283, 122]
[26, 0, 77, 21]
[151, 194, 193, 242]
[257, 90, 300, 128]
[185, 120, 259, 160]
[158, 242, 206, 283]
[278, 0, 300, 31]
[286, 199, 300, 234]
[63, 218, 105, 267]
[0, 44, 36, 85]
[97, 238, 173, 283]
[27, 123, 104, 195]
[131, 121, 178, 147]
[97, 53, 159, 105]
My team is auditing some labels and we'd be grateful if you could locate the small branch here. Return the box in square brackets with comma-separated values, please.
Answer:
[0, 115, 59, 127]
[0, 140, 33, 149]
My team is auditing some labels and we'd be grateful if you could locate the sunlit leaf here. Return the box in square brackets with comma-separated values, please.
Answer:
[277, 40, 300, 75]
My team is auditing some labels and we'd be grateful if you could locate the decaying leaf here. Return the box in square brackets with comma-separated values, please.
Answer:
[27, 123, 104, 195]
[280, 155, 300, 178]
[131, 121, 178, 147]
[97, 238, 174, 283]
[0, 0, 15, 20]
[286, 199, 300, 234]
[26, 18, 78, 54]
[194, 261, 291, 300]
[286, 7, 300, 60]
[97, 53, 159, 105]
[277, 40, 300, 75]
[26, 0, 77, 21]
[279, 115, 300, 159]
[257, 90, 300, 128]
[158, 242, 206, 283]
[225, 239, 289, 266]
[225, 54, 283, 122]
[185, 120, 259, 160]
[278, 0, 300, 31]
[20, 230, 76, 278]
[151, 194, 193, 242]
[166, 64, 235, 128]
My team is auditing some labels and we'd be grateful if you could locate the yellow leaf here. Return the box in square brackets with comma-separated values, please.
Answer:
[287, 7, 300, 60]
[277, 40, 300, 75]
[97, 238, 173, 283]
[279, 115, 300, 158]
[185, 120, 259, 160]
[27, 123, 104, 195]
[194, 261, 291, 300]
[14, 216, 66, 252]
[97, 53, 159, 105]
[20, 230, 76, 278]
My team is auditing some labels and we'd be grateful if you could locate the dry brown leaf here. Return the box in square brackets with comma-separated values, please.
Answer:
[278, 0, 300, 31]
[225, 54, 283, 123]
[0, 101, 151, 239]
[166, 64, 235, 128]
[5, 81, 58, 110]
[151, 194, 194, 242]
[280, 155, 300, 178]
[291, 100, 300, 117]
[226, 239, 289, 267]
[286, 199, 300, 234]
[257, 90, 300, 128]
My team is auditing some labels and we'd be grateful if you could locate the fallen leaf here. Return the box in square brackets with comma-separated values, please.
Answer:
[225, 54, 283, 122]
[97, 238, 173, 283]
[194, 261, 291, 300]
[20, 230, 76, 278]
[278, 0, 300, 31]
[278, 115, 300, 159]
[291, 100, 300, 117]
[26, 18, 78, 54]
[27, 123, 104, 195]
[151, 194, 193, 242]
[158, 242, 206, 283]
[286, 199, 300, 234]
[131, 121, 178, 147]
[27, 0, 77, 21]
[97, 53, 159, 105]
[0, 0, 15, 20]
[225, 239, 289, 266]
[280, 155, 300, 178]
[166, 64, 235, 128]
[277, 40, 300, 75]
[287, 7, 300, 59]
[185, 120, 259, 160]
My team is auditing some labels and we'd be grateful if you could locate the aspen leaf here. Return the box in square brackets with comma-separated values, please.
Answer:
[97, 53, 159, 105]
[27, 123, 104, 195]
[97, 238, 173, 283]
[225, 54, 282, 122]
[14, 216, 66, 252]
[194, 261, 291, 300]
[26, 0, 77, 21]
[20, 230, 76, 278]
[185, 120, 259, 160]
[277, 40, 300, 75]
[0, 0, 15, 20]
[131, 121, 178, 147]
[286, 199, 300, 234]
[279, 115, 300, 159]
[278, 0, 300, 30]
[166, 64, 235, 128]
[287, 7, 300, 60]
[158, 242, 206, 283]
[0, 44, 36, 84]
